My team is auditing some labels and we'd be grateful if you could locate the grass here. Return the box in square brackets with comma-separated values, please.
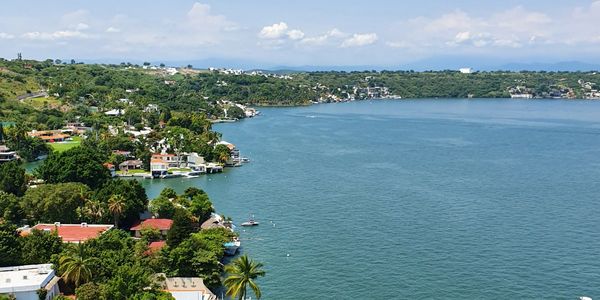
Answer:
[23, 96, 61, 109]
[116, 169, 148, 175]
[48, 136, 81, 153]
[169, 168, 192, 172]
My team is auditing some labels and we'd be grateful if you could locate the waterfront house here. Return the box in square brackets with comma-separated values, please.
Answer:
[0, 264, 60, 300]
[187, 153, 206, 173]
[130, 218, 173, 238]
[27, 130, 70, 143]
[119, 160, 143, 172]
[155, 274, 216, 300]
[19, 223, 114, 243]
[152, 153, 184, 168]
[0, 145, 18, 162]
[150, 159, 169, 177]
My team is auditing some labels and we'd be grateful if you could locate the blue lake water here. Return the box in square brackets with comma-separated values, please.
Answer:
[138, 99, 600, 299]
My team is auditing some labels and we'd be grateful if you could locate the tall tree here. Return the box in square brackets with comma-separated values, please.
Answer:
[20, 229, 63, 264]
[108, 194, 126, 227]
[21, 183, 89, 223]
[224, 255, 266, 300]
[0, 161, 27, 196]
[0, 220, 21, 267]
[59, 244, 94, 288]
[35, 146, 110, 189]
[166, 208, 193, 247]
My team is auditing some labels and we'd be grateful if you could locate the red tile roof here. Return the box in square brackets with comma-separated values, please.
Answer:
[130, 219, 173, 231]
[146, 241, 167, 254]
[29, 223, 114, 243]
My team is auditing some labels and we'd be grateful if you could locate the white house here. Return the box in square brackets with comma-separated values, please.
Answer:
[105, 109, 124, 116]
[187, 153, 206, 173]
[158, 275, 216, 300]
[459, 68, 473, 74]
[0, 264, 60, 300]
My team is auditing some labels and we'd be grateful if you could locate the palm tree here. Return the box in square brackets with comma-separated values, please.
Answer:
[108, 194, 126, 227]
[224, 255, 266, 300]
[83, 200, 106, 223]
[59, 244, 94, 288]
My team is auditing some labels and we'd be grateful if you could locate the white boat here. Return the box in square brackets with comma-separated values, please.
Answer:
[241, 215, 259, 227]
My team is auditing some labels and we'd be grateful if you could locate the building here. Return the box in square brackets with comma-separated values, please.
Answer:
[20, 223, 114, 243]
[187, 153, 206, 173]
[459, 68, 473, 74]
[0, 264, 60, 300]
[130, 218, 173, 238]
[104, 109, 124, 116]
[0, 145, 18, 163]
[119, 160, 143, 172]
[156, 275, 217, 300]
[27, 130, 70, 143]
[150, 159, 169, 177]
[152, 153, 184, 168]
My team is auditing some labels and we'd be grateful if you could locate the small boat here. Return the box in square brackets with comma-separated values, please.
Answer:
[241, 215, 259, 227]
[224, 238, 241, 256]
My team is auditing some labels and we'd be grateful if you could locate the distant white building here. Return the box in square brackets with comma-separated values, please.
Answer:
[105, 109, 124, 116]
[459, 68, 473, 74]
[0, 264, 60, 300]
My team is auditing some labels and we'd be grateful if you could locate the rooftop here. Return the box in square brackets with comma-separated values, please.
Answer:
[131, 219, 173, 231]
[23, 223, 114, 243]
[0, 264, 55, 293]
[160, 276, 216, 299]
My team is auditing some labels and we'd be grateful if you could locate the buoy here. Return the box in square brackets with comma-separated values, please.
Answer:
[286, 253, 290, 257]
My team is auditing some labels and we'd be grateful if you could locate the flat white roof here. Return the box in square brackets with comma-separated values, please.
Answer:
[0, 264, 55, 293]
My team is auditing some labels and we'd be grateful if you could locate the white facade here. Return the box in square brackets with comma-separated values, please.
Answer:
[459, 68, 473, 74]
[0, 264, 60, 300]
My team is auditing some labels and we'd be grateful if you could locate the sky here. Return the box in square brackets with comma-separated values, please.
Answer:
[0, 0, 599, 69]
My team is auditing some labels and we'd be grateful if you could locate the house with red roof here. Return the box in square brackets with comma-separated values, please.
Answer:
[20, 223, 114, 243]
[130, 218, 173, 238]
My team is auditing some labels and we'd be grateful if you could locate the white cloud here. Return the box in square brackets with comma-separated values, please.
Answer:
[0, 32, 15, 39]
[341, 33, 378, 48]
[287, 29, 305, 40]
[299, 28, 347, 47]
[187, 2, 234, 31]
[75, 23, 89, 30]
[259, 22, 289, 39]
[453, 31, 471, 44]
[22, 30, 88, 41]
[106, 27, 121, 33]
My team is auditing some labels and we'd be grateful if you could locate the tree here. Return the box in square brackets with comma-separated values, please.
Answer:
[227, 106, 245, 120]
[166, 208, 193, 247]
[94, 179, 148, 227]
[224, 255, 266, 300]
[0, 161, 27, 196]
[108, 194, 126, 227]
[78, 199, 107, 223]
[21, 183, 89, 223]
[150, 196, 176, 219]
[0, 220, 21, 266]
[59, 244, 94, 288]
[20, 229, 63, 264]
[35, 147, 110, 189]
[75, 282, 101, 300]
[213, 144, 231, 163]
[188, 193, 214, 224]
[0, 191, 24, 224]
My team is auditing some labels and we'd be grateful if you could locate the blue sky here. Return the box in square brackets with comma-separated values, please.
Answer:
[0, 0, 599, 68]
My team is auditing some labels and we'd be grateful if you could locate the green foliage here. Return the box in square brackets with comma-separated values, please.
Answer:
[140, 227, 162, 243]
[21, 182, 89, 223]
[213, 144, 231, 164]
[20, 229, 63, 264]
[75, 282, 101, 300]
[224, 255, 266, 300]
[150, 196, 176, 219]
[36, 288, 47, 300]
[58, 243, 95, 288]
[166, 208, 194, 248]
[35, 146, 110, 189]
[94, 179, 148, 227]
[0, 191, 24, 224]
[188, 193, 214, 224]
[99, 263, 154, 300]
[0, 220, 21, 267]
[227, 105, 246, 119]
[3, 125, 49, 161]
[0, 161, 27, 196]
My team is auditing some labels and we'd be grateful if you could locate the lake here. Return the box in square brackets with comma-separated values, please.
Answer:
[139, 99, 600, 299]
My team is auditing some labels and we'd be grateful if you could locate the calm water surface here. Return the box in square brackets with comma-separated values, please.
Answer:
[138, 99, 600, 299]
